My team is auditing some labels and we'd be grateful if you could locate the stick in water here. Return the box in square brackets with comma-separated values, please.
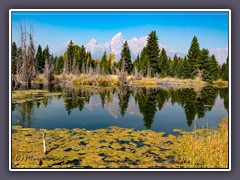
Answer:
[42, 131, 46, 154]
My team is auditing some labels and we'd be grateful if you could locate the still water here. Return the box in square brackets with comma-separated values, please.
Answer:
[12, 85, 228, 135]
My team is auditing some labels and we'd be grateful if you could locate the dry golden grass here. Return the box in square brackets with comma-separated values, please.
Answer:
[32, 74, 227, 88]
[131, 77, 158, 86]
[213, 79, 228, 87]
[173, 117, 228, 168]
[131, 76, 206, 87]
[56, 74, 119, 86]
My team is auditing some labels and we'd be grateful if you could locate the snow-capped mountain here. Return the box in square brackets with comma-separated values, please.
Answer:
[209, 47, 228, 65]
[85, 32, 186, 60]
[52, 32, 228, 64]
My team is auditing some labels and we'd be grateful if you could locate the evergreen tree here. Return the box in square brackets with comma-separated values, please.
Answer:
[221, 57, 228, 81]
[78, 45, 87, 73]
[66, 40, 74, 73]
[35, 45, 44, 73]
[43, 45, 51, 61]
[118, 86, 130, 117]
[100, 51, 108, 74]
[54, 56, 64, 74]
[187, 36, 200, 78]
[138, 47, 149, 76]
[12, 42, 18, 74]
[86, 52, 92, 71]
[180, 56, 192, 79]
[203, 55, 220, 82]
[159, 48, 168, 76]
[166, 57, 172, 76]
[175, 57, 183, 78]
[133, 54, 140, 71]
[146, 31, 160, 76]
[171, 54, 179, 77]
[119, 41, 132, 74]
[197, 48, 209, 71]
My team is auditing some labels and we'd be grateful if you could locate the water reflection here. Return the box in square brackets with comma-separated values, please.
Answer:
[12, 85, 228, 132]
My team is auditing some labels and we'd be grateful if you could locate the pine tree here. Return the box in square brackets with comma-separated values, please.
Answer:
[43, 45, 50, 61]
[166, 57, 172, 77]
[66, 40, 74, 73]
[171, 54, 179, 77]
[145, 31, 160, 76]
[54, 56, 64, 74]
[100, 51, 108, 74]
[86, 52, 92, 72]
[221, 57, 228, 81]
[138, 47, 149, 76]
[119, 41, 132, 74]
[78, 45, 87, 73]
[35, 45, 44, 73]
[12, 42, 18, 74]
[133, 54, 140, 71]
[180, 56, 192, 79]
[175, 57, 183, 78]
[187, 36, 200, 78]
[197, 48, 210, 79]
[203, 55, 220, 82]
[159, 48, 168, 77]
[198, 48, 209, 71]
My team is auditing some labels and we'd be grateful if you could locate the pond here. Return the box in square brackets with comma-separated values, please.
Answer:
[11, 84, 228, 135]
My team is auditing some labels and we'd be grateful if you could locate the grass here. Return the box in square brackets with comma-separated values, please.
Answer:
[131, 76, 206, 87]
[56, 74, 119, 87]
[31, 74, 227, 88]
[173, 117, 228, 168]
[11, 117, 228, 169]
[212, 79, 228, 87]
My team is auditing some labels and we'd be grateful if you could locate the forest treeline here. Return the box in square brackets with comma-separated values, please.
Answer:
[12, 25, 229, 84]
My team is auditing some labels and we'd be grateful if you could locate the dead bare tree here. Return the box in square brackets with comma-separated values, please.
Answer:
[96, 61, 100, 75]
[63, 58, 67, 75]
[17, 22, 36, 84]
[133, 67, 142, 80]
[82, 60, 86, 74]
[117, 58, 127, 86]
[44, 59, 55, 84]
[147, 62, 151, 78]
[89, 66, 93, 75]
[42, 131, 46, 154]
[72, 57, 79, 75]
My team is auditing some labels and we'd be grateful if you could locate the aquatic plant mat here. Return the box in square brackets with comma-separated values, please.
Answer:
[12, 90, 62, 104]
[12, 117, 228, 169]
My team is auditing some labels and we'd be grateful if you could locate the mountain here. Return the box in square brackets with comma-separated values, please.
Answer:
[52, 32, 228, 64]
[209, 47, 228, 65]
[85, 32, 186, 60]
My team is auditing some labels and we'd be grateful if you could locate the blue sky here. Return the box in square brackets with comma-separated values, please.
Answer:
[11, 11, 229, 54]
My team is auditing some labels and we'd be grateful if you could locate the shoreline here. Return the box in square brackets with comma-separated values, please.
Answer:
[23, 74, 229, 88]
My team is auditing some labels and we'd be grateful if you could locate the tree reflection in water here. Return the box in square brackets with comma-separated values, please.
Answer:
[13, 85, 228, 130]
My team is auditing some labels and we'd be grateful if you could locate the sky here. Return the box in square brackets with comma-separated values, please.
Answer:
[11, 11, 229, 54]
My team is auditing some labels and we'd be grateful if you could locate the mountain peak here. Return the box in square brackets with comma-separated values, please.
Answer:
[111, 32, 123, 41]
[88, 38, 98, 45]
